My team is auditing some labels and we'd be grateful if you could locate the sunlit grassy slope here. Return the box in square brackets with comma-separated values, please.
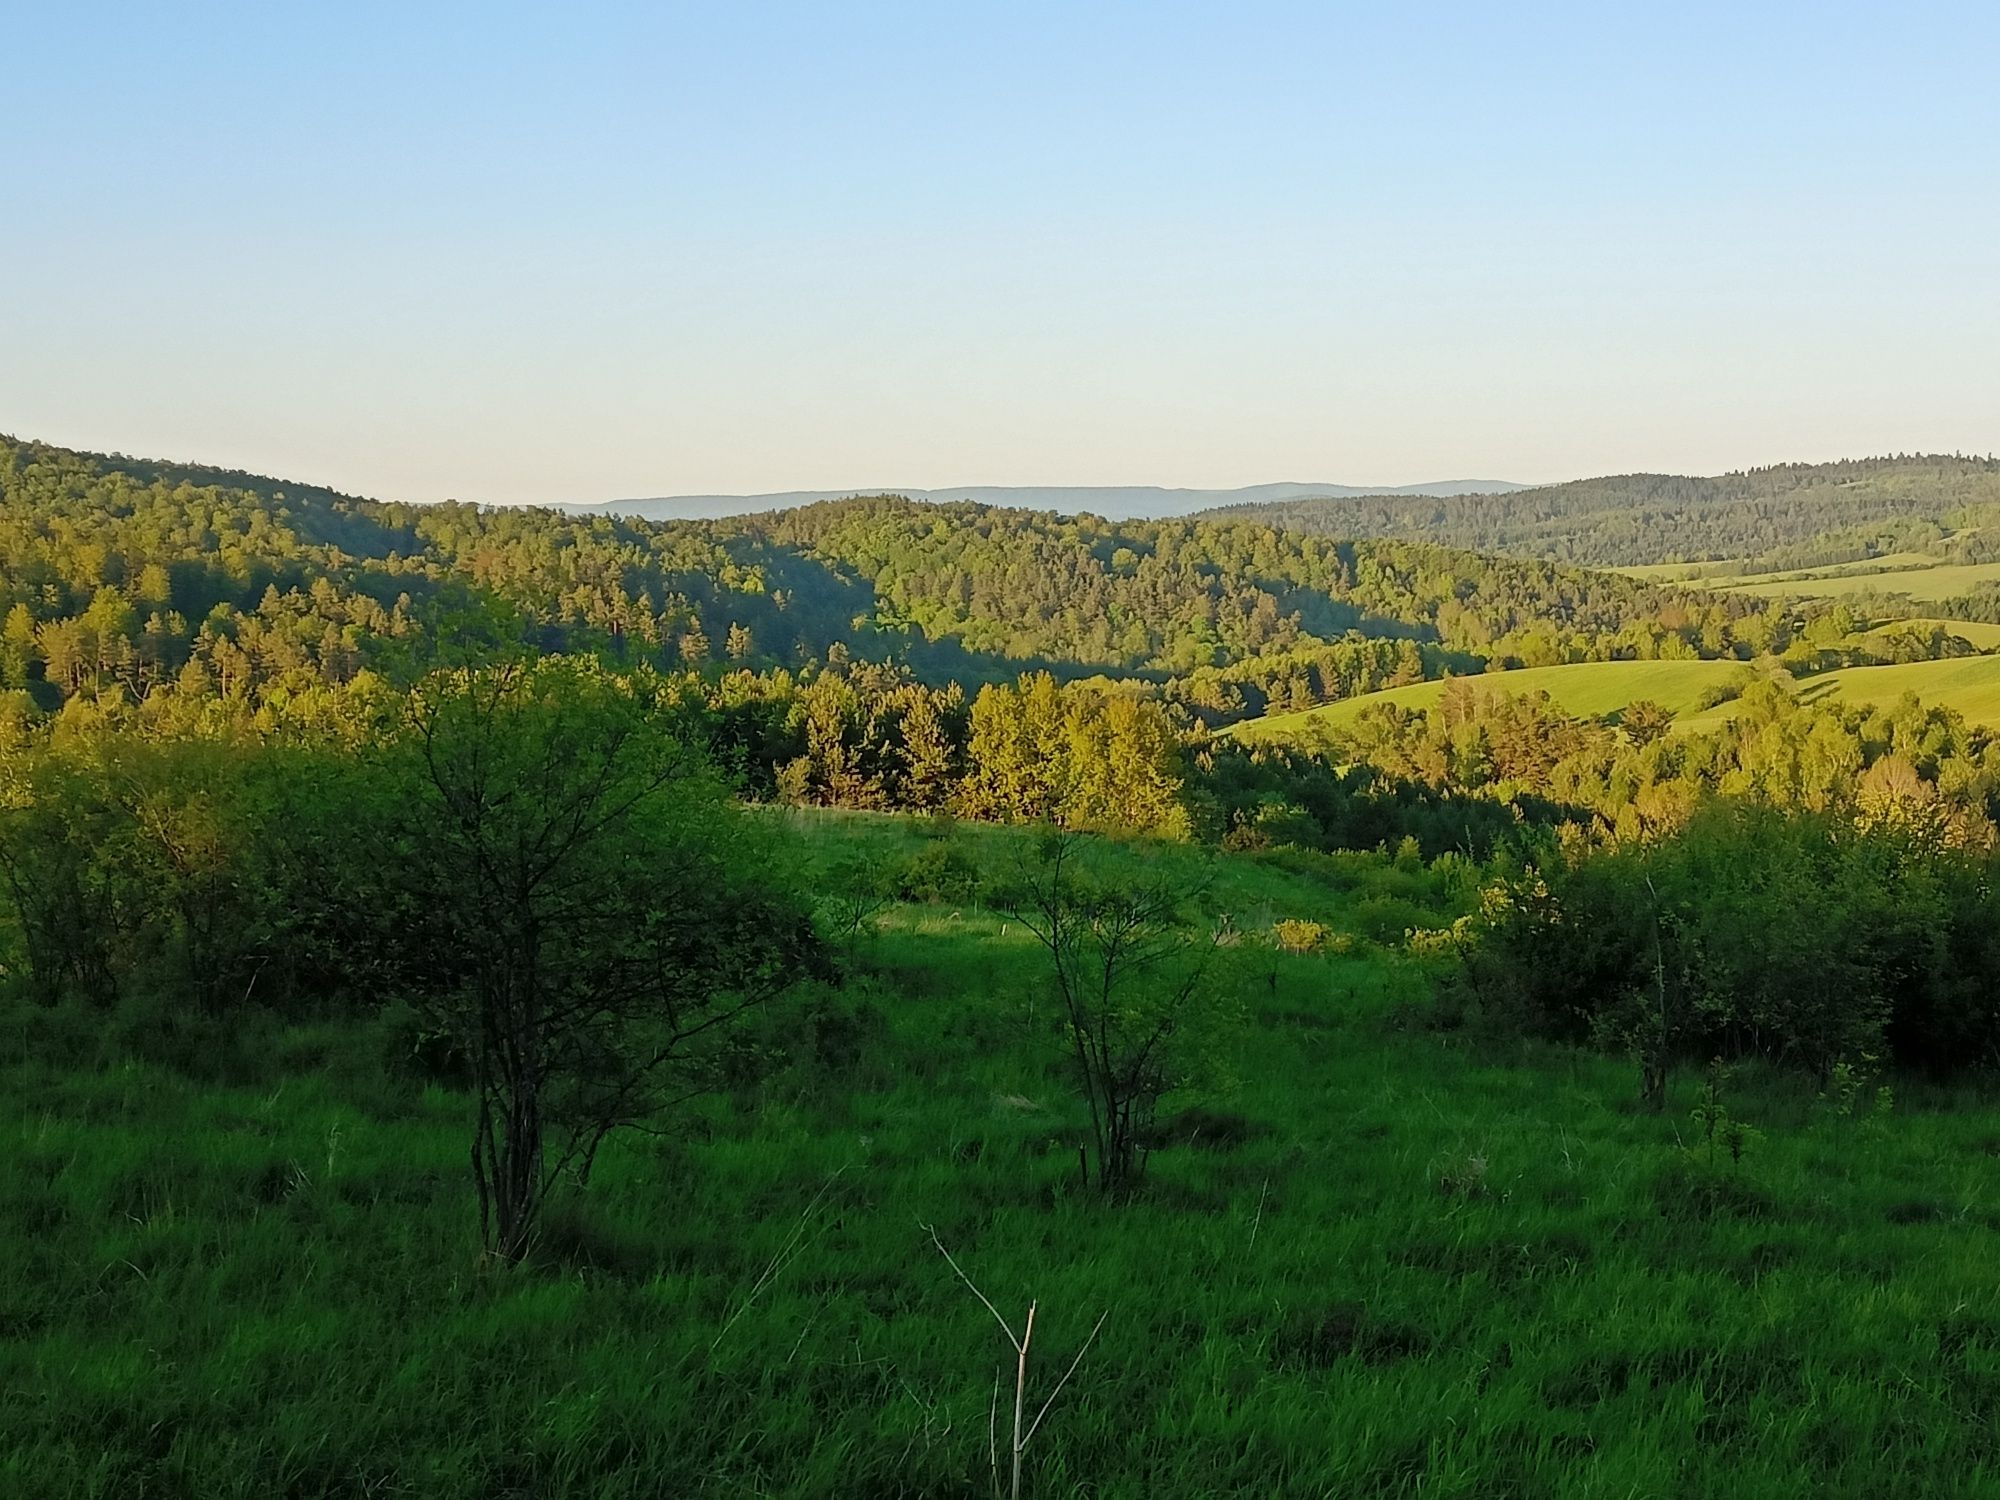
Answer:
[1866, 618, 2000, 650]
[1712, 560, 2000, 601]
[1611, 554, 2000, 602]
[1235, 655, 2000, 744]
[1226, 660, 1745, 742]
[1672, 656, 2000, 733]
[1610, 552, 1941, 587]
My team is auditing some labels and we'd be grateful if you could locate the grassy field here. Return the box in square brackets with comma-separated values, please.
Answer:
[6, 810, 1999, 1497]
[1610, 554, 2000, 602]
[1226, 660, 1746, 742]
[1786, 656, 2000, 723]
[1668, 656, 2000, 735]
[1611, 553, 1944, 588]
[1707, 560, 2000, 602]
[1867, 618, 2000, 651]
[1234, 654, 2000, 746]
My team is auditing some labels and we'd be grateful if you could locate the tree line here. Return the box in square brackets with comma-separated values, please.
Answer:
[1454, 800, 2000, 1087]
[1202, 454, 2000, 570]
[5, 434, 1870, 732]
[1242, 674, 2000, 848]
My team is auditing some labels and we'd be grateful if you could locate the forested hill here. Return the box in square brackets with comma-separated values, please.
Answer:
[0, 433, 1790, 724]
[1200, 455, 2000, 570]
[566, 478, 1525, 522]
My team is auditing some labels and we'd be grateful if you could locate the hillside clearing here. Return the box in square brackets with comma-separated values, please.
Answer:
[1712, 560, 2000, 602]
[1225, 660, 1746, 741]
[1232, 654, 2000, 744]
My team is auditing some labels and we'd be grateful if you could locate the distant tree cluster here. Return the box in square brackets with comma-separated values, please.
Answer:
[709, 661, 1191, 836]
[1281, 675, 2000, 848]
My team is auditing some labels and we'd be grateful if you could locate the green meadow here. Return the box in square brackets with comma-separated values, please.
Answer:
[1676, 656, 2000, 734]
[1611, 553, 1945, 588]
[1225, 660, 1745, 742]
[1712, 560, 2000, 602]
[1613, 553, 2000, 603]
[1796, 655, 2000, 721]
[1867, 618, 2000, 651]
[6, 811, 1998, 1498]
[1231, 654, 2000, 746]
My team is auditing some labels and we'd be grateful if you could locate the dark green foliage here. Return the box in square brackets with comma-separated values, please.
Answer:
[893, 840, 983, 905]
[1458, 803, 2000, 1081]
[0, 660, 825, 1263]
[1198, 736, 1564, 860]
[385, 658, 824, 1259]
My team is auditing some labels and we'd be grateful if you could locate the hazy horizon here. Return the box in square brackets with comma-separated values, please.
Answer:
[10, 3, 1998, 505]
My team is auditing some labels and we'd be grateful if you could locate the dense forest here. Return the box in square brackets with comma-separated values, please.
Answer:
[2, 434, 1820, 733]
[1204, 454, 2000, 571]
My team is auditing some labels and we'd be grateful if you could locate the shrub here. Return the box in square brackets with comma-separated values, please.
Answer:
[1270, 918, 1328, 954]
[1456, 802, 2000, 1081]
[1405, 918, 1474, 960]
[896, 841, 982, 904]
[1349, 894, 1445, 944]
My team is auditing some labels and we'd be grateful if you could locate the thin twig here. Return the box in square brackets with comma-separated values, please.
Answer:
[1011, 1303, 1036, 1500]
[923, 1222, 1022, 1351]
[1022, 1307, 1110, 1448]
[711, 1166, 852, 1354]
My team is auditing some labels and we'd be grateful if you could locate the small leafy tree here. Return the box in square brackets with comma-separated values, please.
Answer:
[97, 736, 278, 1015]
[1689, 1060, 1762, 1172]
[1270, 918, 1328, 955]
[1592, 878, 1725, 1111]
[999, 828, 1230, 1193]
[0, 729, 361, 1015]
[819, 856, 895, 943]
[1621, 699, 1674, 748]
[397, 658, 820, 1260]
[0, 743, 128, 1005]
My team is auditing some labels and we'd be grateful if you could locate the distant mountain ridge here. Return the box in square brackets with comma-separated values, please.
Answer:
[557, 479, 1527, 522]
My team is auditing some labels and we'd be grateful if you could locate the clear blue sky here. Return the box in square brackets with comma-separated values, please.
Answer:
[8, 1, 1997, 504]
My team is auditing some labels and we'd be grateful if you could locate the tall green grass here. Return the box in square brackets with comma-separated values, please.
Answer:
[4, 816, 1997, 1497]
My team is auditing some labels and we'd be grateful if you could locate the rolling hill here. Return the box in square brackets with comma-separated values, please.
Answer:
[1699, 560, 2000, 603]
[1225, 660, 1747, 741]
[1699, 655, 2000, 730]
[0, 434, 1764, 715]
[1229, 653, 2000, 743]
[1201, 455, 2000, 570]
[557, 479, 1527, 523]
[1866, 617, 2000, 650]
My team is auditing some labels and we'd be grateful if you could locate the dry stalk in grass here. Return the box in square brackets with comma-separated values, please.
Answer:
[924, 1223, 1109, 1500]
[709, 1165, 853, 1356]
